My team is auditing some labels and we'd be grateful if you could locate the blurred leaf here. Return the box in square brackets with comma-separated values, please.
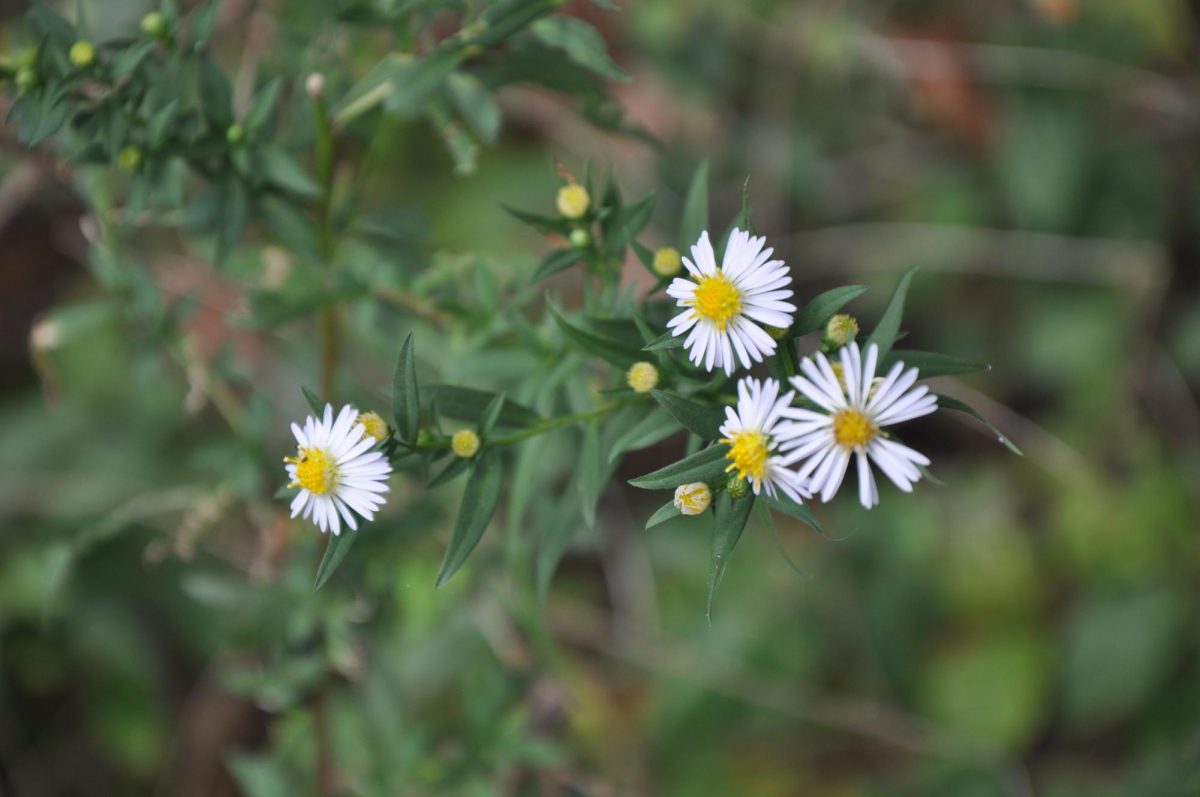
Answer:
[602, 194, 655, 259]
[386, 49, 467, 117]
[609, 408, 680, 462]
[188, 0, 219, 46]
[428, 455, 470, 488]
[259, 197, 321, 259]
[393, 334, 420, 445]
[244, 79, 282, 133]
[479, 393, 506, 438]
[548, 301, 642, 368]
[532, 248, 584, 282]
[446, 72, 500, 143]
[301, 386, 324, 414]
[261, 147, 321, 198]
[504, 205, 575, 236]
[937, 395, 1022, 455]
[760, 492, 822, 533]
[314, 529, 357, 589]
[226, 753, 291, 797]
[641, 331, 684, 351]
[198, 55, 233, 127]
[650, 390, 723, 439]
[437, 452, 503, 586]
[473, 0, 559, 46]
[629, 444, 730, 490]
[531, 16, 627, 81]
[865, 268, 916, 359]
[578, 420, 603, 527]
[790, 285, 868, 337]
[707, 492, 755, 622]
[429, 385, 541, 429]
[882, 350, 991, 378]
[112, 41, 155, 80]
[27, 5, 76, 49]
[680, 159, 709, 251]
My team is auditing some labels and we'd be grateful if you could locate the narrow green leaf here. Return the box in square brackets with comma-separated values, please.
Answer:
[429, 385, 541, 429]
[532, 248, 584, 281]
[301, 385, 324, 415]
[259, 197, 321, 260]
[188, 0, 219, 46]
[629, 443, 730, 490]
[548, 301, 642, 368]
[650, 390, 724, 440]
[261, 147, 321, 198]
[937, 395, 1023, 456]
[790, 285, 869, 337]
[578, 421, 603, 527]
[385, 48, 467, 117]
[147, 99, 180, 149]
[645, 500, 681, 529]
[609, 408, 681, 463]
[761, 492, 822, 533]
[215, 175, 249, 263]
[446, 72, 501, 144]
[504, 205, 574, 236]
[602, 194, 655, 259]
[428, 455, 470, 488]
[708, 493, 755, 623]
[244, 78, 282, 133]
[479, 394, 506, 438]
[680, 159, 709, 251]
[531, 16, 628, 81]
[197, 54, 233, 127]
[642, 331, 684, 351]
[437, 453, 503, 586]
[732, 176, 756, 235]
[865, 268, 917, 359]
[473, 0, 559, 46]
[392, 334, 419, 444]
[314, 530, 357, 590]
[112, 40, 155, 79]
[881, 350, 991, 378]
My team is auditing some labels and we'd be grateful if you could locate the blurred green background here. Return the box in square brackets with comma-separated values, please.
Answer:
[2, 0, 1199, 795]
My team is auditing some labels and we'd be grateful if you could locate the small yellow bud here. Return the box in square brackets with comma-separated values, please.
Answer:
[140, 11, 167, 39]
[556, 183, 590, 219]
[823, 314, 859, 348]
[765, 325, 790, 341]
[626, 361, 659, 393]
[69, 40, 96, 69]
[569, 227, 591, 248]
[725, 474, 750, 499]
[357, 411, 389, 442]
[451, 428, 481, 459]
[673, 482, 712, 516]
[116, 146, 143, 172]
[652, 246, 681, 277]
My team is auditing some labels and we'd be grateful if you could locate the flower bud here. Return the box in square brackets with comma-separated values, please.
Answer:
[569, 227, 591, 248]
[451, 428, 481, 459]
[725, 474, 750, 499]
[140, 11, 168, 39]
[357, 411, 389, 442]
[15, 66, 38, 94]
[116, 146, 143, 172]
[556, 183, 589, 219]
[225, 123, 245, 145]
[673, 482, 712, 516]
[652, 246, 681, 277]
[69, 40, 96, 69]
[305, 72, 325, 100]
[625, 361, 659, 394]
[823, 314, 859, 349]
[765, 325, 790, 341]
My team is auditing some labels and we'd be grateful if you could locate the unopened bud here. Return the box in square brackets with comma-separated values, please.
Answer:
[569, 227, 591, 248]
[69, 40, 95, 69]
[305, 72, 325, 100]
[823, 314, 859, 349]
[451, 428, 481, 459]
[225, 123, 245, 145]
[556, 183, 590, 219]
[673, 482, 712, 516]
[357, 411, 389, 442]
[140, 11, 168, 39]
[625, 361, 659, 393]
[652, 246, 681, 277]
[725, 474, 750, 499]
[116, 146, 142, 171]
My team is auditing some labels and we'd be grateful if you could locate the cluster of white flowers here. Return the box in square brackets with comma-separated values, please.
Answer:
[667, 229, 939, 511]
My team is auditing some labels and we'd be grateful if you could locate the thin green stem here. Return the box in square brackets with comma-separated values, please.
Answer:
[417, 400, 631, 452]
[312, 91, 338, 402]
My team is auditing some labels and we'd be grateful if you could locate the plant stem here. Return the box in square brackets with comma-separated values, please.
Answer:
[417, 400, 632, 451]
[313, 90, 338, 402]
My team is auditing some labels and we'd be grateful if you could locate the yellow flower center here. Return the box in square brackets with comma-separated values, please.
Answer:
[691, 272, 742, 331]
[832, 409, 878, 450]
[286, 447, 336, 495]
[722, 431, 769, 487]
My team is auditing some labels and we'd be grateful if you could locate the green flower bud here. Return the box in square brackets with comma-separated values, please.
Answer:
[823, 314, 859, 350]
[15, 66, 38, 94]
[69, 40, 96, 69]
[726, 474, 750, 499]
[116, 146, 143, 172]
[765, 325, 790, 341]
[140, 11, 168, 39]
[568, 227, 591, 248]
[226, 123, 245, 145]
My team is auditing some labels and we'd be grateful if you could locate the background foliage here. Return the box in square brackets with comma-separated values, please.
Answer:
[1, 0, 1199, 795]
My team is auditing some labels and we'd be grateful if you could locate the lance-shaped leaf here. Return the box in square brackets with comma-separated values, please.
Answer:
[503, 205, 575, 236]
[642, 331, 684, 352]
[651, 390, 724, 440]
[578, 420, 603, 527]
[532, 248, 585, 282]
[314, 531, 357, 590]
[790, 285, 869, 338]
[937, 395, 1023, 456]
[437, 452, 504, 586]
[708, 493, 756, 623]
[629, 443, 730, 490]
[428, 385, 541, 430]
[881, 350, 991, 378]
[393, 333, 420, 444]
[645, 500, 682, 529]
[865, 268, 917, 359]
[609, 408, 681, 463]
[680, 159, 709, 250]
[479, 393, 507, 438]
[428, 455, 471, 488]
[761, 492, 822, 533]
[603, 194, 655, 260]
[301, 386, 324, 415]
[548, 301, 643, 368]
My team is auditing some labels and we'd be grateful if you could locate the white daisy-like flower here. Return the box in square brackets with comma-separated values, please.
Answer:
[780, 342, 937, 509]
[719, 377, 810, 504]
[284, 403, 392, 535]
[666, 228, 796, 375]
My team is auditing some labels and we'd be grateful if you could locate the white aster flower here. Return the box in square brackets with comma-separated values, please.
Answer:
[780, 342, 937, 509]
[284, 403, 392, 535]
[719, 377, 810, 503]
[666, 228, 796, 375]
